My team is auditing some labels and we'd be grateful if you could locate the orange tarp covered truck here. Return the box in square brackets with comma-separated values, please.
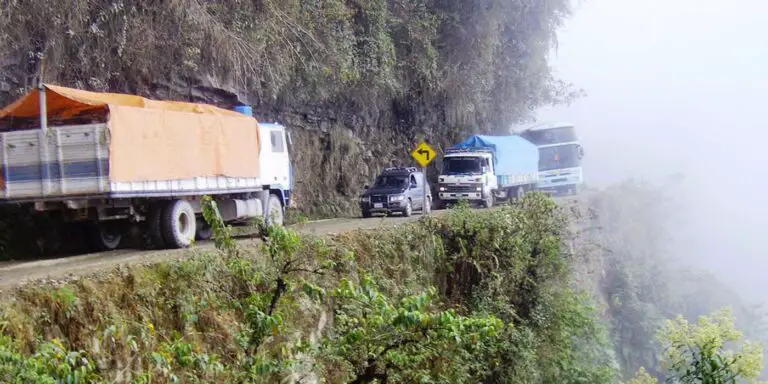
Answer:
[0, 84, 293, 251]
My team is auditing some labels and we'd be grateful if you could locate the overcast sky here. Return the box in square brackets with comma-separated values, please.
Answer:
[536, 0, 768, 302]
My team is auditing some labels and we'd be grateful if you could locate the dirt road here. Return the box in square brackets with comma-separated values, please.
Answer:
[0, 211, 444, 289]
[0, 195, 585, 289]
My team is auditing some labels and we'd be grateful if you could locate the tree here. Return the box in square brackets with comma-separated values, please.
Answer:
[633, 308, 765, 384]
[321, 276, 504, 383]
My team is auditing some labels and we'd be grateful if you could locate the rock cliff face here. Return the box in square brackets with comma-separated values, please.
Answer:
[0, 0, 576, 216]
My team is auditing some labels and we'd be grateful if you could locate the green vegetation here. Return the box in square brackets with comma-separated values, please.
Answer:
[1, 187, 766, 383]
[0, 193, 617, 382]
[628, 308, 765, 384]
[589, 181, 768, 382]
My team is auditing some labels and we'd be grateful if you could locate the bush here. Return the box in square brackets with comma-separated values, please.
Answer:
[0, 193, 615, 382]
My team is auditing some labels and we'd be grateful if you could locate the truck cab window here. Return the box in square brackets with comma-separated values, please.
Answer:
[443, 157, 483, 175]
[270, 131, 285, 153]
[410, 175, 417, 187]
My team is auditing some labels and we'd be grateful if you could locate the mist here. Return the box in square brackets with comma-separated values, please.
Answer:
[536, 0, 768, 303]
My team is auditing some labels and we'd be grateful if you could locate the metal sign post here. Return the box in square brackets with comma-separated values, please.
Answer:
[410, 140, 437, 214]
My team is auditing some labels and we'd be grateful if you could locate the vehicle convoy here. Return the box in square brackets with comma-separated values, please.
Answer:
[359, 167, 431, 218]
[0, 84, 292, 251]
[437, 135, 539, 208]
[517, 122, 584, 195]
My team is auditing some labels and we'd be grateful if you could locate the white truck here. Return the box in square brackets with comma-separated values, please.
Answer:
[437, 135, 539, 208]
[0, 84, 293, 251]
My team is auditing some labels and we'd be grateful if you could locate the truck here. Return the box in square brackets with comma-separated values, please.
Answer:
[516, 122, 584, 195]
[0, 83, 293, 251]
[437, 135, 539, 208]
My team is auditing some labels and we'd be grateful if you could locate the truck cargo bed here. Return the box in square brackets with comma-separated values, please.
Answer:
[0, 124, 265, 202]
[497, 172, 539, 188]
[0, 124, 110, 200]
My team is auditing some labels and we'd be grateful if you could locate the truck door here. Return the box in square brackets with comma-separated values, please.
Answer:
[269, 129, 290, 190]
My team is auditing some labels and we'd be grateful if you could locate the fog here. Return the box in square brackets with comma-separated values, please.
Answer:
[536, 0, 768, 303]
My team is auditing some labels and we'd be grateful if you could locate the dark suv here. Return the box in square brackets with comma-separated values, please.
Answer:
[359, 167, 432, 218]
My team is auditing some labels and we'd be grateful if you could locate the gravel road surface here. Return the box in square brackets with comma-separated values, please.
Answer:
[0, 194, 585, 289]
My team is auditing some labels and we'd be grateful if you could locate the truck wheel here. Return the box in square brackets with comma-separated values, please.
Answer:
[195, 217, 213, 241]
[87, 222, 122, 252]
[266, 194, 284, 226]
[161, 199, 197, 249]
[362, 209, 372, 218]
[147, 202, 167, 249]
[403, 199, 413, 217]
[514, 186, 525, 203]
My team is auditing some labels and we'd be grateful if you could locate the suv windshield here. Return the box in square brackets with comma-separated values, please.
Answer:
[443, 157, 483, 175]
[374, 175, 408, 188]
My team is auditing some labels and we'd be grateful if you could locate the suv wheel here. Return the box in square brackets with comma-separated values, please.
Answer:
[403, 200, 413, 217]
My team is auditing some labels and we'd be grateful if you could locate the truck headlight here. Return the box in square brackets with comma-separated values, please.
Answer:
[360, 196, 370, 203]
[476, 187, 482, 191]
[390, 195, 404, 202]
[439, 187, 446, 191]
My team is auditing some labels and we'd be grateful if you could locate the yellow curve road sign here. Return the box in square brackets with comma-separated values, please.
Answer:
[411, 141, 437, 168]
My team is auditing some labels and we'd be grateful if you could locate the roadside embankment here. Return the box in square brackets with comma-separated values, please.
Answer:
[0, 194, 616, 383]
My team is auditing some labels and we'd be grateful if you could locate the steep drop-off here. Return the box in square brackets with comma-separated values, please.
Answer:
[0, 0, 576, 216]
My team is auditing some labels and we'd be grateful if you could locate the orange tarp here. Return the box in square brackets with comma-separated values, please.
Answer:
[0, 84, 261, 183]
[0, 84, 247, 119]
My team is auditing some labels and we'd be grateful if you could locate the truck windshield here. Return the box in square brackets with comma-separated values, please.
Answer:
[374, 175, 408, 188]
[539, 144, 582, 171]
[443, 157, 483, 175]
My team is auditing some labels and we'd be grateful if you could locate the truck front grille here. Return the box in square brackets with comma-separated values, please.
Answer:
[442, 184, 481, 193]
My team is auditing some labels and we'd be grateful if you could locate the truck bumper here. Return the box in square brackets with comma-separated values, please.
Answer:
[537, 184, 579, 196]
[439, 192, 483, 201]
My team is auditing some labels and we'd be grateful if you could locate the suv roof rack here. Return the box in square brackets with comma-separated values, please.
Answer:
[383, 166, 418, 173]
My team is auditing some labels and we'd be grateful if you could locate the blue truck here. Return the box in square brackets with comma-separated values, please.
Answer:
[437, 135, 540, 208]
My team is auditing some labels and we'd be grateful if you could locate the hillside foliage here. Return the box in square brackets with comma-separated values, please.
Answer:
[0, 0, 577, 129]
[587, 181, 768, 382]
[0, 193, 616, 383]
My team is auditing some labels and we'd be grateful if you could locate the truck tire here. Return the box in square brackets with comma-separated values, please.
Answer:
[266, 194, 284, 226]
[362, 209, 372, 218]
[514, 186, 525, 203]
[483, 194, 494, 209]
[161, 199, 197, 249]
[195, 217, 213, 241]
[87, 222, 122, 252]
[147, 202, 167, 249]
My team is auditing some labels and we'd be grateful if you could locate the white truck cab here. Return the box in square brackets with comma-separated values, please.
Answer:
[438, 149, 497, 207]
